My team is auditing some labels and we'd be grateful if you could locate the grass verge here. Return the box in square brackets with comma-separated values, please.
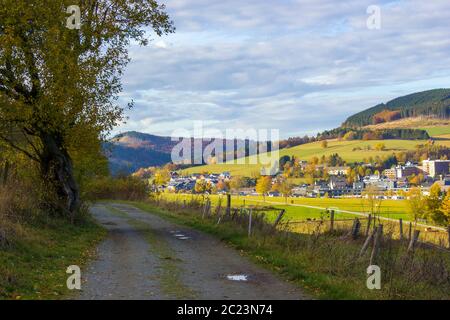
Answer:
[0, 217, 106, 300]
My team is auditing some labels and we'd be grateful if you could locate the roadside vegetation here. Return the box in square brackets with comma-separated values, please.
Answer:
[114, 198, 450, 300]
[0, 0, 174, 300]
[0, 176, 105, 299]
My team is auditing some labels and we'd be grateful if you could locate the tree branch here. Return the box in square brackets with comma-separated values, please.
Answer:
[0, 134, 39, 162]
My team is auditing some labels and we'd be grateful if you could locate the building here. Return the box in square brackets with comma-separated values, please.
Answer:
[396, 163, 421, 178]
[329, 176, 348, 190]
[383, 168, 397, 179]
[422, 160, 450, 178]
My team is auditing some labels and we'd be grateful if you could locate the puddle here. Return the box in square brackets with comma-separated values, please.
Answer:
[227, 275, 248, 281]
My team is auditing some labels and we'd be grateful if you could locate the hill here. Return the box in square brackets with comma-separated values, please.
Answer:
[343, 89, 450, 127]
[106, 131, 264, 175]
[181, 138, 450, 176]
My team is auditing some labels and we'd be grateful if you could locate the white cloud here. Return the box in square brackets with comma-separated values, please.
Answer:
[114, 0, 450, 138]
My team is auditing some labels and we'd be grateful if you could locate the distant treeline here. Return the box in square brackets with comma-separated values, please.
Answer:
[318, 128, 430, 141]
[278, 128, 430, 150]
[343, 88, 450, 127]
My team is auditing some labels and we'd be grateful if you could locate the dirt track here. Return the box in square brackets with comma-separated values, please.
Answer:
[77, 203, 307, 300]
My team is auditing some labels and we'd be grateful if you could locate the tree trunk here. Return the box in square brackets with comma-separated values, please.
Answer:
[39, 132, 80, 220]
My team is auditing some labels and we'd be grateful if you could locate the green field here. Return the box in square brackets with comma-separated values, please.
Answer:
[182, 139, 432, 176]
[161, 193, 411, 222]
[422, 125, 450, 137]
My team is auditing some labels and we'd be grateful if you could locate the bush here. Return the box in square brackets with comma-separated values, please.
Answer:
[84, 176, 148, 201]
[0, 180, 40, 248]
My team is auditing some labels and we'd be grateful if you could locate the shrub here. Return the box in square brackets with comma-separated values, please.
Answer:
[84, 176, 148, 201]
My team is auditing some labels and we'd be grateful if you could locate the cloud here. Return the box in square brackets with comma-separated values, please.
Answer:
[114, 0, 450, 138]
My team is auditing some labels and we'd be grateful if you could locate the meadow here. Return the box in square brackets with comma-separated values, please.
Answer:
[160, 193, 411, 222]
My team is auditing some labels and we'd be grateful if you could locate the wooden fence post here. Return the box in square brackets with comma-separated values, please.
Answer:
[202, 201, 207, 219]
[360, 226, 377, 257]
[408, 222, 412, 241]
[365, 214, 372, 237]
[273, 209, 286, 229]
[370, 224, 383, 265]
[226, 194, 231, 217]
[330, 210, 335, 232]
[248, 209, 253, 237]
[399, 218, 403, 240]
[408, 230, 420, 253]
[351, 218, 361, 240]
[231, 208, 238, 221]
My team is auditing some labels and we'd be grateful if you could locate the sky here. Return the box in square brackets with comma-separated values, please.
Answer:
[113, 0, 450, 139]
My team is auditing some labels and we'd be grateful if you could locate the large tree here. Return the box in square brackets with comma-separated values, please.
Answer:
[0, 0, 174, 219]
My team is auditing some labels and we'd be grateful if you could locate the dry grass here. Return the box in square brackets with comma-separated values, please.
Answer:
[364, 116, 450, 131]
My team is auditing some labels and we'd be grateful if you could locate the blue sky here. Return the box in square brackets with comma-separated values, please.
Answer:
[114, 0, 450, 138]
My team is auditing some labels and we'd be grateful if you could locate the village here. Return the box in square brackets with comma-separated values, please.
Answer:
[160, 159, 450, 199]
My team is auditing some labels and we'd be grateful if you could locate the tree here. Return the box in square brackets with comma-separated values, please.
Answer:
[407, 187, 427, 222]
[362, 185, 383, 218]
[154, 168, 171, 187]
[256, 176, 272, 201]
[343, 131, 356, 141]
[321, 140, 328, 149]
[278, 179, 293, 203]
[0, 1, 174, 218]
[426, 183, 445, 225]
[216, 180, 229, 192]
[195, 179, 212, 198]
[229, 176, 244, 194]
[374, 143, 386, 151]
[440, 190, 450, 223]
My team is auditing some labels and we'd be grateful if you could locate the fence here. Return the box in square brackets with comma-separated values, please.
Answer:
[159, 195, 450, 251]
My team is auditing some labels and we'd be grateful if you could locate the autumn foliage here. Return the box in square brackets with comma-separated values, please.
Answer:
[372, 110, 402, 124]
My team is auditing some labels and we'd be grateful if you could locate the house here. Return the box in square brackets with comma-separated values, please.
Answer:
[292, 185, 308, 197]
[383, 168, 397, 180]
[170, 171, 180, 179]
[219, 172, 231, 179]
[395, 163, 421, 178]
[363, 175, 396, 190]
[329, 176, 347, 190]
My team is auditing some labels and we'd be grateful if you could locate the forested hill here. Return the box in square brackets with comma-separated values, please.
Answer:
[105, 131, 268, 175]
[343, 89, 450, 127]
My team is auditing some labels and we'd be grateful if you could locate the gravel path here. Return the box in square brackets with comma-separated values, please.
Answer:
[77, 203, 307, 300]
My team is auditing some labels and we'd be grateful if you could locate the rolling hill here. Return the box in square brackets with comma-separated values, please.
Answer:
[180, 138, 449, 176]
[105, 131, 265, 175]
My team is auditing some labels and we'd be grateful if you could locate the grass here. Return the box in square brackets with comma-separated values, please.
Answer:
[160, 193, 411, 222]
[423, 126, 450, 137]
[0, 217, 105, 300]
[182, 139, 436, 176]
[118, 200, 450, 300]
